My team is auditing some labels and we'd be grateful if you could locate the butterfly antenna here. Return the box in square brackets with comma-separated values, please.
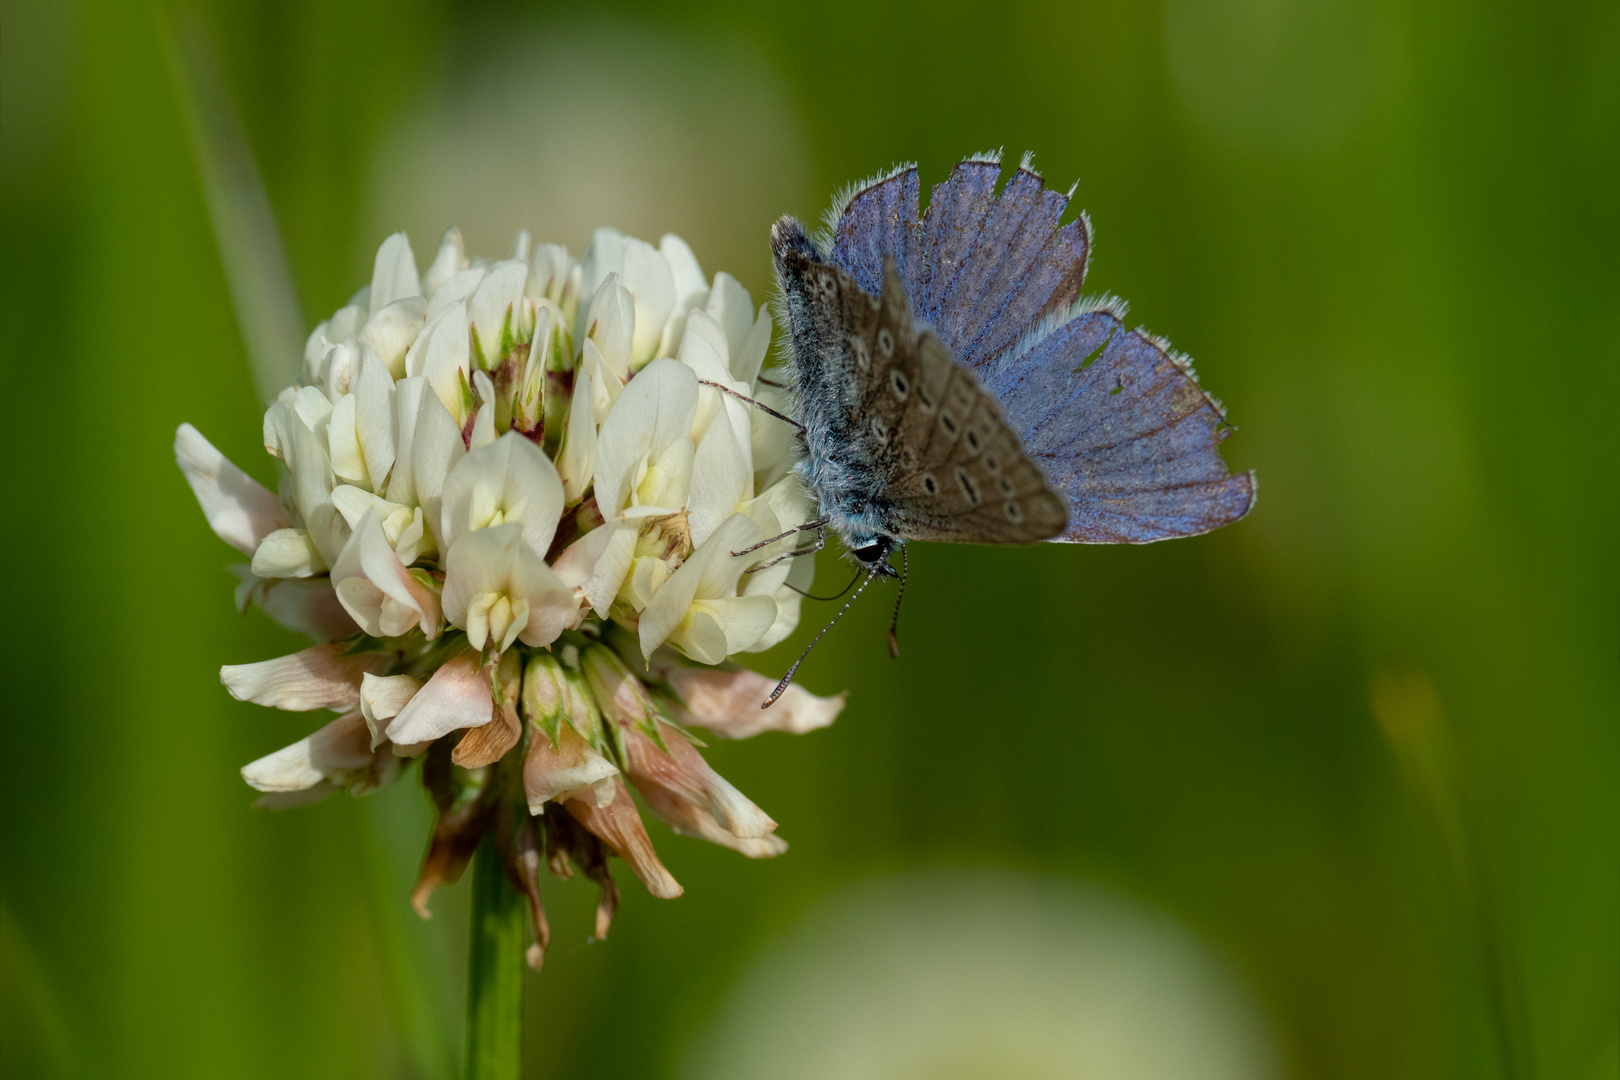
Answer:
[786, 565, 862, 602]
[763, 567, 881, 708]
[886, 545, 907, 659]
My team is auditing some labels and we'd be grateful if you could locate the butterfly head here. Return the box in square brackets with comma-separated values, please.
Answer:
[849, 536, 901, 579]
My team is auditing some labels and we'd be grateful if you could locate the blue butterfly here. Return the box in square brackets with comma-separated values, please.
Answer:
[754, 152, 1256, 699]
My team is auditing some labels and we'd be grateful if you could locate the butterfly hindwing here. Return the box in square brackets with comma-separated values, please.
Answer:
[868, 261, 1067, 544]
[982, 306, 1257, 542]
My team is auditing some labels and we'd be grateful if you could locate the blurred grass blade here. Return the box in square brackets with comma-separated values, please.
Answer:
[1371, 669, 1536, 1080]
[158, 12, 454, 1078]
[157, 5, 303, 404]
[0, 903, 86, 1079]
[362, 797, 459, 1080]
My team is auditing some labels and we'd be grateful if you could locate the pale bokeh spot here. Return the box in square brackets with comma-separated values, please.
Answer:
[364, 19, 812, 294]
[682, 870, 1282, 1080]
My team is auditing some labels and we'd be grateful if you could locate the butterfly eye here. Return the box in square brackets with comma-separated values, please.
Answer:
[877, 328, 894, 356]
[889, 370, 910, 400]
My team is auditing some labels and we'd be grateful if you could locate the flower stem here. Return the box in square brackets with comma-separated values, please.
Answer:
[465, 835, 525, 1080]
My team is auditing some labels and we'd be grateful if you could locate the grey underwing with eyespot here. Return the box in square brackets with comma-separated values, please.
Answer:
[770, 150, 1256, 571]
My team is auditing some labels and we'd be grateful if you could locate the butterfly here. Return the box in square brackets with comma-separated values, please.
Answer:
[751, 151, 1256, 701]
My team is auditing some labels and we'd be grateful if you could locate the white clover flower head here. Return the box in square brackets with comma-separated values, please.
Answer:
[177, 227, 844, 965]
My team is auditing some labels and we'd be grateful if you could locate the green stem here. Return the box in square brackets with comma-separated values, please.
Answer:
[465, 836, 525, 1080]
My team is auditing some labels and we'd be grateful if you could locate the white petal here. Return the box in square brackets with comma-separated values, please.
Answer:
[174, 424, 288, 554]
[741, 583, 802, 653]
[660, 233, 706, 303]
[411, 302, 473, 423]
[422, 226, 465, 297]
[524, 723, 619, 811]
[677, 311, 753, 471]
[359, 296, 425, 381]
[468, 260, 528, 363]
[634, 435, 694, 513]
[242, 711, 374, 793]
[576, 520, 637, 618]
[384, 376, 429, 506]
[369, 232, 421, 316]
[594, 358, 698, 513]
[584, 275, 635, 380]
[386, 648, 493, 744]
[706, 273, 757, 365]
[440, 525, 517, 624]
[289, 416, 349, 566]
[327, 393, 369, 489]
[221, 643, 388, 711]
[638, 512, 762, 658]
[250, 527, 325, 578]
[648, 652, 846, 739]
[665, 605, 732, 665]
[687, 413, 750, 547]
[733, 304, 772, 387]
[333, 510, 442, 639]
[557, 356, 598, 505]
[354, 346, 397, 491]
[467, 400, 496, 451]
[526, 242, 574, 299]
[304, 321, 335, 386]
[697, 595, 778, 655]
[328, 303, 366, 343]
[411, 389, 466, 554]
[577, 227, 625, 317]
[621, 237, 674, 365]
[441, 431, 565, 556]
[319, 339, 359, 399]
[360, 672, 422, 748]
[229, 566, 360, 642]
[423, 265, 486, 324]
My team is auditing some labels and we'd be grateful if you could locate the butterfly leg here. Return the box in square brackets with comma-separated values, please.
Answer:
[697, 379, 806, 434]
[744, 529, 825, 574]
[732, 517, 830, 558]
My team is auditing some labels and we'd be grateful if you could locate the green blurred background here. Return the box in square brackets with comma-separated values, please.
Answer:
[2, 0, 1615, 1077]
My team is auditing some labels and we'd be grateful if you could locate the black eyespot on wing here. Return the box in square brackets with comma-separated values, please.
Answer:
[877, 328, 894, 356]
[921, 473, 939, 495]
[939, 410, 959, 436]
[890, 370, 910, 399]
[1005, 500, 1023, 523]
[954, 466, 982, 506]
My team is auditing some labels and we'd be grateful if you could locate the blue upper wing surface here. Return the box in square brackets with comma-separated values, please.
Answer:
[825, 152, 1256, 544]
